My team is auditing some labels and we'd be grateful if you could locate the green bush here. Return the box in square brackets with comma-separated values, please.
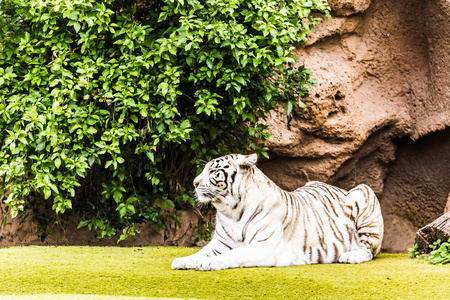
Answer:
[0, 0, 329, 241]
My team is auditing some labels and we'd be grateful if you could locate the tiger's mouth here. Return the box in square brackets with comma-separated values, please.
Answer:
[202, 192, 218, 200]
[195, 187, 222, 204]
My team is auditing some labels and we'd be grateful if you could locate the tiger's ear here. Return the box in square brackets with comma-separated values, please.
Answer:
[237, 153, 258, 167]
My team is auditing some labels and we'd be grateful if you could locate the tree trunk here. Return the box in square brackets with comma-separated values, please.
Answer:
[415, 211, 450, 253]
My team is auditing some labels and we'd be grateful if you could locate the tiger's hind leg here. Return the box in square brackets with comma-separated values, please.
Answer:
[340, 184, 384, 264]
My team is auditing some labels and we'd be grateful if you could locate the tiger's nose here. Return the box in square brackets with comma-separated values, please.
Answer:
[193, 180, 199, 188]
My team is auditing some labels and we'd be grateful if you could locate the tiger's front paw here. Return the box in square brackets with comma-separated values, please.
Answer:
[197, 258, 228, 271]
[171, 257, 197, 270]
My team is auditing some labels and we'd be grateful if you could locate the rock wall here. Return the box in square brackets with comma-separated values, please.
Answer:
[260, 0, 450, 252]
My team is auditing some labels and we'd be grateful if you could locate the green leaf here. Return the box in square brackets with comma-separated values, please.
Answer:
[36, 142, 45, 151]
[130, 115, 138, 123]
[49, 183, 59, 194]
[234, 76, 246, 86]
[158, 82, 169, 96]
[126, 204, 135, 214]
[113, 190, 122, 203]
[18, 136, 28, 145]
[117, 204, 127, 218]
[88, 156, 96, 166]
[286, 101, 293, 116]
[77, 220, 90, 229]
[206, 59, 213, 69]
[43, 188, 52, 200]
[74, 22, 81, 33]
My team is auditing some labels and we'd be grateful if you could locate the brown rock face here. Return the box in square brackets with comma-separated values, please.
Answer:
[259, 0, 450, 252]
[445, 194, 450, 214]
[328, 0, 371, 16]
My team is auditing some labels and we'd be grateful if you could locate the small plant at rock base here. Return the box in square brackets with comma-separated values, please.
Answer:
[408, 243, 423, 259]
[410, 239, 450, 265]
[428, 239, 450, 265]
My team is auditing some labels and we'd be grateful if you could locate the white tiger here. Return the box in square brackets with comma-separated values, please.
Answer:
[171, 154, 384, 271]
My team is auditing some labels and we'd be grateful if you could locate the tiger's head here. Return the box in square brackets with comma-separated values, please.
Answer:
[193, 154, 258, 208]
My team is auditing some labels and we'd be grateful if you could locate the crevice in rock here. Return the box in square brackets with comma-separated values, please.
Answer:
[379, 127, 450, 252]
[329, 124, 400, 194]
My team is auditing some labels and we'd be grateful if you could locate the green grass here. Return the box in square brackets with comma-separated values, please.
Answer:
[0, 246, 449, 299]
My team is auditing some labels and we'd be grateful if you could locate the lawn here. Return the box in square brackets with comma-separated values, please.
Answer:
[0, 246, 449, 299]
